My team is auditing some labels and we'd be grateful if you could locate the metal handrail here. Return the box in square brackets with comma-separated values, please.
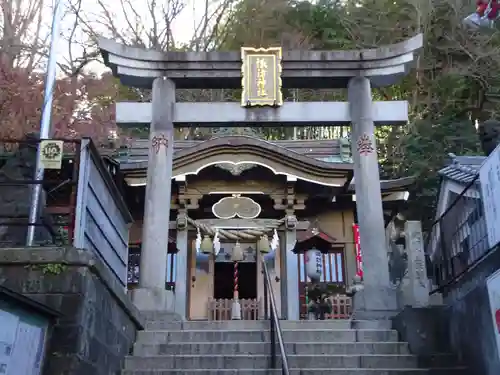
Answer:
[262, 258, 290, 375]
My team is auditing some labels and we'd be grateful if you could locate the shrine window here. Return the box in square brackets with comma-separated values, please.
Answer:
[298, 249, 345, 284]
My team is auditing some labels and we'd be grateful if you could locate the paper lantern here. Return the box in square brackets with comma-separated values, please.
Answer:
[257, 235, 270, 254]
[305, 248, 323, 281]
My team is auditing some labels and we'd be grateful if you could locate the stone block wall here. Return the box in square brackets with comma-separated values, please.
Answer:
[0, 247, 143, 375]
[393, 245, 500, 375]
[440, 245, 500, 375]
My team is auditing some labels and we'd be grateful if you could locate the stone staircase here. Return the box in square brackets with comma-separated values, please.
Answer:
[122, 315, 466, 374]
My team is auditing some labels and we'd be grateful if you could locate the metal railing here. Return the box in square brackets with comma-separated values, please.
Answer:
[0, 138, 81, 247]
[425, 175, 495, 293]
[262, 258, 290, 375]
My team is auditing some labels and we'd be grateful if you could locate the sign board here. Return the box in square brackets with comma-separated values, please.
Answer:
[353, 224, 363, 278]
[487, 269, 500, 361]
[479, 143, 500, 249]
[241, 47, 283, 107]
[39, 140, 64, 170]
[0, 306, 48, 375]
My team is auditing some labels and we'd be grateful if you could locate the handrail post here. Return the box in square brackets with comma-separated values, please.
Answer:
[262, 258, 290, 375]
[263, 268, 269, 319]
[270, 309, 276, 368]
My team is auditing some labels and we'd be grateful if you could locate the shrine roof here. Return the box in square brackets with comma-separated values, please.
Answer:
[116, 135, 352, 187]
[113, 136, 415, 190]
[293, 223, 342, 253]
[438, 153, 485, 184]
[348, 176, 416, 191]
[296, 227, 337, 244]
[116, 137, 349, 168]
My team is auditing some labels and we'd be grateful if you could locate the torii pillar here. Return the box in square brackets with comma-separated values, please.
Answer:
[99, 35, 423, 318]
[348, 76, 398, 319]
[132, 77, 176, 311]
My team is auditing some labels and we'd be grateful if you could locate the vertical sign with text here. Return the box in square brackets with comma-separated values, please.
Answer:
[241, 47, 283, 107]
[479, 143, 500, 249]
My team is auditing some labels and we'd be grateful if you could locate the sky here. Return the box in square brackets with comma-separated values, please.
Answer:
[44, 0, 206, 74]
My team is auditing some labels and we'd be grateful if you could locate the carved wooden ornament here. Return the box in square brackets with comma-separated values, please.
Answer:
[215, 162, 256, 175]
[212, 194, 261, 219]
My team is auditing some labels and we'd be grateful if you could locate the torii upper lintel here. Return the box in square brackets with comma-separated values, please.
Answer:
[98, 34, 423, 90]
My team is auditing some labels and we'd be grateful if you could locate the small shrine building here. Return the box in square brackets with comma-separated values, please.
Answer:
[120, 133, 413, 320]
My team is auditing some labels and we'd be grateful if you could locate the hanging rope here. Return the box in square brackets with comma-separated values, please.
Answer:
[186, 216, 286, 240]
[233, 261, 239, 300]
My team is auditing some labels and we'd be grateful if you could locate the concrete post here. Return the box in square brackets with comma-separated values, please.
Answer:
[348, 76, 398, 319]
[174, 211, 189, 319]
[405, 221, 430, 307]
[131, 77, 175, 311]
[284, 214, 299, 320]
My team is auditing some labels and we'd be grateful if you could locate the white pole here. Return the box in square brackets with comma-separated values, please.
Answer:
[26, 0, 64, 246]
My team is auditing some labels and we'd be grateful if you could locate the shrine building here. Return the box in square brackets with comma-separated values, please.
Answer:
[119, 133, 413, 320]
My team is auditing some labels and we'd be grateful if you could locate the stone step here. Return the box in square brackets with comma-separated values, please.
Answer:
[140, 311, 182, 322]
[124, 354, 458, 370]
[133, 341, 410, 356]
[144, 319, 392, 331]
[122, 368, 467, 375]
[416, 355, 460, 369]
[136, 329, 399, 344]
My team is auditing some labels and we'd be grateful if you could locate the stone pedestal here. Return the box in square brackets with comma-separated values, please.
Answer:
[352, 286, 399, 320]
[135, 77, 176, 311]
[130, 288, 175, 311]
[348, 76, 398, 318]
[231, 299, 242, 320]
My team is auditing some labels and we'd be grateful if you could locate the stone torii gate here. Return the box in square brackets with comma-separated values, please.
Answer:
[99, 35, 423, 320]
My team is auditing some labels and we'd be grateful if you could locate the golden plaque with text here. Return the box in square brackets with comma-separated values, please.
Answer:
[241, 47, 283, 107]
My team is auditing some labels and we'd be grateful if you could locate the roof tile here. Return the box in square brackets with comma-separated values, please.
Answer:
[438, 154, 486, 184]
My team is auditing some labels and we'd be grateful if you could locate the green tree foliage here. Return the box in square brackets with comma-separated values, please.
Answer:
[3, 0, 493, 228]
[213, 0, 490, 227]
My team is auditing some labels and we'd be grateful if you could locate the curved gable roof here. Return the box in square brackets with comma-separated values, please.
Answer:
[119, 136, 353, 187]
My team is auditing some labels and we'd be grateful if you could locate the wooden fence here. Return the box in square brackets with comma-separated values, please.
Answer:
[300, 294, 352, 320]
[208, 298, 261, 320]
[73, 139, 133, 288]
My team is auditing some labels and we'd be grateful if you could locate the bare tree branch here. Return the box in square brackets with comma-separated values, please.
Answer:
[0, 0, 47, 71]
